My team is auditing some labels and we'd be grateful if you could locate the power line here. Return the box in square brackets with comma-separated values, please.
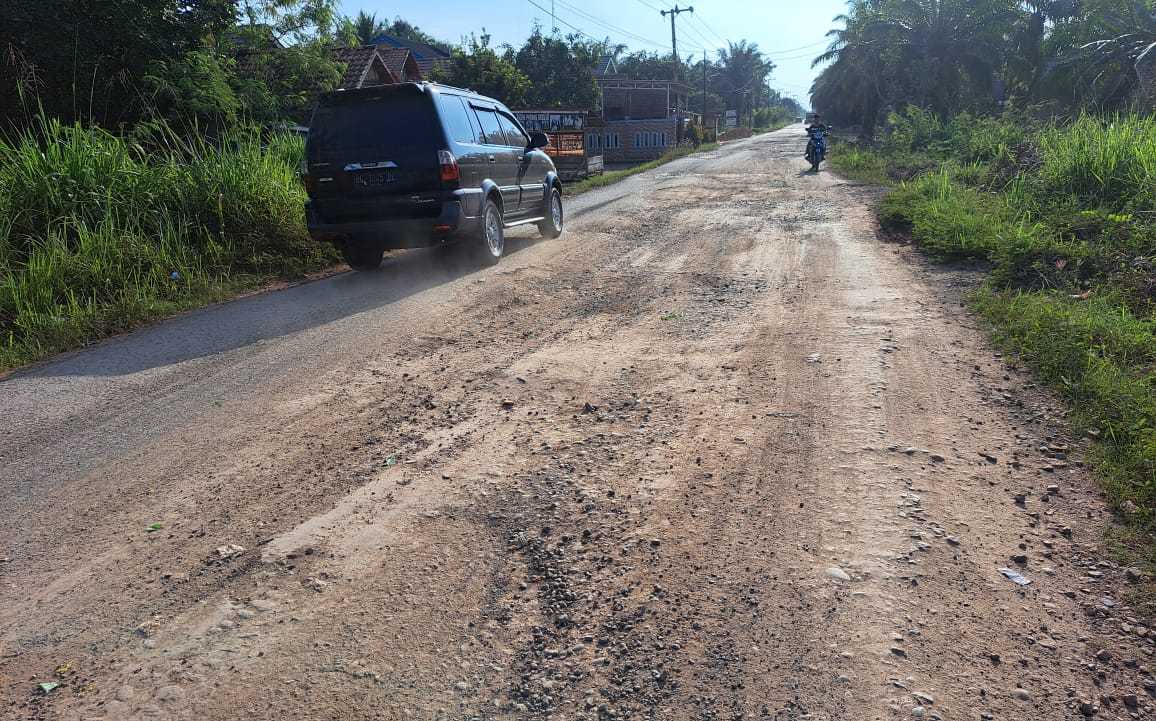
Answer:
[525, 0, 710, 53]
[678, 15, 717, 53]
[522, 0, 670, 50]
[523, 0, 589, 37]
[764, 40, 831, 57]
[631, 0, 665, 12]
[553, 0, 672, 50]
[765, 49, 832, 64]
[691, 13, 728, 47]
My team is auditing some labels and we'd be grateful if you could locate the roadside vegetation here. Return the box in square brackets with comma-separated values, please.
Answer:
[811, 0, 1156, 556]
[0, 114, 333, 370]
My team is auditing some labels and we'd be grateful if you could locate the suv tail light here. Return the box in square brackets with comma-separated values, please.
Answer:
[439, 150, 460, 184]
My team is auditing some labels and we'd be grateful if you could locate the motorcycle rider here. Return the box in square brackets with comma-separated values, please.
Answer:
[804, 114, 830, 161]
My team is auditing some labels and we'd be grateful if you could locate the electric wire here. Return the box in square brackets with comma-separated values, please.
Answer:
[553, 0, 672, 49]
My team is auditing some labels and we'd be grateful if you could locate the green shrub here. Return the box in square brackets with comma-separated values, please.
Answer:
[882, 106, 1029, 166]
[880, 170, 1006, 259]
[0, 113, 337, 369]
[1034, 115, 1156, 212]
[753, 106, 794, 130]
[829, 145, 889, 185]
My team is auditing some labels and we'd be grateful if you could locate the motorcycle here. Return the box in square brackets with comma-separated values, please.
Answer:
[805, 125, 830, 172]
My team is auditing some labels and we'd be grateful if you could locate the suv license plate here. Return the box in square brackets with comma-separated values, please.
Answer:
[354, 171, 395, 188]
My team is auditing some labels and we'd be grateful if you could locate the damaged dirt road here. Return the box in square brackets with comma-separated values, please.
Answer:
[2, 127, 1154, 721]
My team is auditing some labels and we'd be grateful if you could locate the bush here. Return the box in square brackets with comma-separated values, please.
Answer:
[882, 106, 1029, 165]
[1034, 115, 1156, 212]
[829, 144, 889, 185]
[879, 170, 1007, 259]
[0, 113, 337, 369]
[686, 123, 703, 147]
[753, 106, 794, 130]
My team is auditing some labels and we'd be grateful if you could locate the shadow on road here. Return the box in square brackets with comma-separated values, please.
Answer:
[13, 233, 546, 380]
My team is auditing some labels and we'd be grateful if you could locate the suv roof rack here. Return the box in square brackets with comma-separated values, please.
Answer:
[422, 80, 477, 95]
[323, 80, 482, 101]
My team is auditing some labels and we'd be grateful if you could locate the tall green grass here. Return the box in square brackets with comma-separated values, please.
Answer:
[0, 114, 336, 369]
[1034, 116, 1156, 211]
[841, 108, 1156, 558]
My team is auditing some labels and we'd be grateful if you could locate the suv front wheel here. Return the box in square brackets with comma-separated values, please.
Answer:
[538, 186, 563, 239]
[475, 197, 505, 265]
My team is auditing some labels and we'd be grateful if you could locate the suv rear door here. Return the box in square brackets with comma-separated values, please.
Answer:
[434, 92, 486, 215]
[306, 87, 445, 221]
[470, 104, 523, 216]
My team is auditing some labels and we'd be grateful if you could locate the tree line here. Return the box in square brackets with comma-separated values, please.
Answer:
[2, 1, 450, 131]
[811, 0, 1156, 134]
[2, 1, 803, 133]
[436, 32, 804, 123]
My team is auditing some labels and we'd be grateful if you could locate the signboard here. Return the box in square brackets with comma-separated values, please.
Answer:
[549, 133, 586, 155]
[725, 110, 738, 129]
[514, 110, 586, 132]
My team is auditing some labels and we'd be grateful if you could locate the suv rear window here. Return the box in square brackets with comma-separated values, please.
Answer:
[436, 94, 480, 145]
[308, 93, 442, 162]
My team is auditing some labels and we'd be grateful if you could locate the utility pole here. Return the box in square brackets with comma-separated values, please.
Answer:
[702, 49, 708, 119]
[660, 4, 694, 76]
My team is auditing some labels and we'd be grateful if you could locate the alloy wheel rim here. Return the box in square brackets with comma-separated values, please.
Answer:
[551, 193, 562, 229]
[486, 207, 503, 255]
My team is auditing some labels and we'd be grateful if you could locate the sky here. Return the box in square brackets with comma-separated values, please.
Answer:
[342, 0, 849, 105]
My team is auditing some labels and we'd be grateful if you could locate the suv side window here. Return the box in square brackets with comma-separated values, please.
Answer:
[436, 94, 478, 145]
[472, 107, 506, 146]
[498, 113, 529, 148]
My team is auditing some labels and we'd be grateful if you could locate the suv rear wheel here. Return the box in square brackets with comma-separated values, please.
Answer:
[341, 244, 384, 271]
[538, 186, 563, 239]
[475, 198, 505, 265]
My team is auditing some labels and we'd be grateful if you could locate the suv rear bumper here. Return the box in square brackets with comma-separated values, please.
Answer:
[306, 201, 477, 249]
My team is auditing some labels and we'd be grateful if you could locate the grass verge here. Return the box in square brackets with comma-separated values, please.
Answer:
[0, 114, 338, 372]
[833, 108, 1156, 560]
[567, 143, 720, 196]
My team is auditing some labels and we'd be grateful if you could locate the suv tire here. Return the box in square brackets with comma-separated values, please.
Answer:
[538, 186, 564, 239]
[475, 197, 505, 265]
[342, 244, 384, 271]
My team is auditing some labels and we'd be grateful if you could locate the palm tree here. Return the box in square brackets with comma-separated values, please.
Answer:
[1006, 1, 1081, 101]
[716, 41, 776, 123]
[811, 0, 890, 134]
[811, 0, 1017, 130]
[1061, 0, 1156, 107]
[351, 11, 385, 46]
[874, 0, 1016, 113]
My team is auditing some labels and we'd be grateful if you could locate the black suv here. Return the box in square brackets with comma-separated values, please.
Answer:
[303, 82, 565, 270]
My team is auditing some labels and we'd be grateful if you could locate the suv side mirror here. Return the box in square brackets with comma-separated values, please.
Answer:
[528, 131, 550, 150]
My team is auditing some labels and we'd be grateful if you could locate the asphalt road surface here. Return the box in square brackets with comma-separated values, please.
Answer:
[2, 127, 1151, 720]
